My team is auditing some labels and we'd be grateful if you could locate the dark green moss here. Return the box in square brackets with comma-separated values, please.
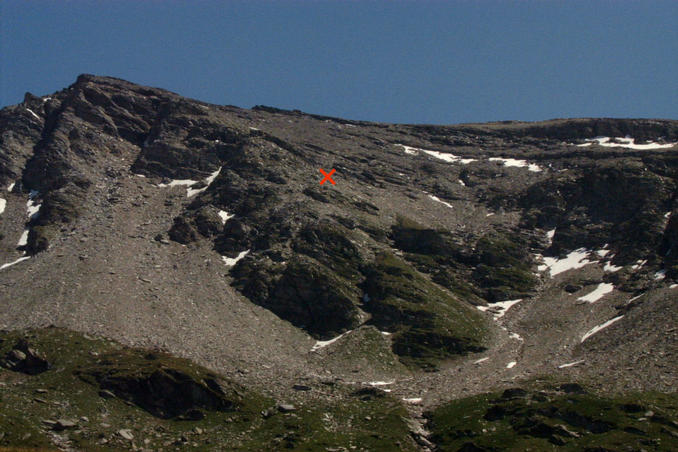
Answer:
[429, 384, 678, 451]
[361, 252, 488, 370]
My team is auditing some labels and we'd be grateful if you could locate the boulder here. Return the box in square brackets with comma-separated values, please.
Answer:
[1, 339, 50, 375]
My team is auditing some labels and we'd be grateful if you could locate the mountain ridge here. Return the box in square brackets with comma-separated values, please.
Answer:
[1, 74, 677, 450]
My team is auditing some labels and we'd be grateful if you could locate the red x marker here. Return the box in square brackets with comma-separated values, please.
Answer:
[319, 168, 336, 185]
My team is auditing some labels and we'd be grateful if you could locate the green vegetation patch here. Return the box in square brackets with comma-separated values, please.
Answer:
[0, 328, 417, 451]
[471, 232, 537, 302]
[361, 252, 488, 370]
[429, 384, 678, 451]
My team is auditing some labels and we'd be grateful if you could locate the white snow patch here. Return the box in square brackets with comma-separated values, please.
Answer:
[558, 360, 584, 369]
[486, 213, 494, 217]
[581, 315, 624, 343]
[135, 174, 146, 178]
[540, 248, 593, 276]
[428, 195, 454, 209]
[577, 283, 614, 303]
[403, 397, 423, 404]
[631, 259, 647, 270]
[595, 249, 610, 258]
[187, 167, 222, 197]
[506, 361, 517, 369]
[25, 107, 40, 120]
[578, 136, 676, 150]
[218, 210, 234, 225]
[665, 212, 672, 219]
[670, 284, 678, 289]
[397, 144, 476, 164]
[477, 299, 522, 319]
[509, 332, 524, 341]
[311, 330, 353, 351]
[489, 157, 542, 172]
[26, 195, 41, 221]
[546, 228, 556, 245]
[603, 261, 623, 272]
[654, 270, 666, 280]
[7, 183, 15, 192]
[474, 357, 489, 364]
[221, 250, 249, 267]
[17, 230, 29, 247]
[0, 198, 5, 215]
[157, 179, 197, 188]
[399, 145, 419, 155]
[627, 293, 645, 304]
[458, 179, 466, 186]
[380, 331, 392, 336]
[0, 256, 30, 271]
[369, 381, 395, 386]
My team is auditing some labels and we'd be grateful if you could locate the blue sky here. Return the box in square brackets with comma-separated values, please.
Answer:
[1, 1, 676, 124]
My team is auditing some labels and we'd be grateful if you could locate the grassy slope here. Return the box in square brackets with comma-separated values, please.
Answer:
[429, 383, 678, 451]
[0, 328, 417, 451]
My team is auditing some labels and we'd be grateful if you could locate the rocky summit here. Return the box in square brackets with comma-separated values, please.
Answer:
[0, 75, 677, 451]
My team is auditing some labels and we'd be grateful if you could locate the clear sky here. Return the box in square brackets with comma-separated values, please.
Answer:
[1, 1, 676, 124]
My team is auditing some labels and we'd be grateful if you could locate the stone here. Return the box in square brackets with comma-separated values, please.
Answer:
[277, 404, 296, 413]
[1, 340, 50, 375]
[99, 389, 116, 399]
[118, 429, 134, 440]
[292, 384, 311, 391]
[54, 419, 78, 431]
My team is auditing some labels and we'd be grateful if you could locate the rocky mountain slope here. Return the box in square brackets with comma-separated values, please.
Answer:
[1, 75, 677, 450]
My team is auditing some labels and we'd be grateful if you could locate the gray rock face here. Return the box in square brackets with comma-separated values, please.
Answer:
[0, 74, 677, 398]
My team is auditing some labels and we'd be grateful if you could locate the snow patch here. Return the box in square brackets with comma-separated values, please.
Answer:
[558, 360, 584, 369]
[311, 330, 353, 352]
[158, 166, 223, 197]
[603, 261, 622, 272]
[17, 230, 29, 247]
[368, 381, 395, 386]
[578, 136, 676, 150]
[546, 228, 556, 245]
[0, 256, 30, 271]
[397, 144, 476, 164]
[25, 107, 40, 120]
[218, 210, 234, 225]
[477, 299, 522, 319]
[654, 270, 666, 280]
[424, 149, 476, 165]
[631, 259, 647, 270]
[506, 361, 517, 369]
[474, 357, 489, 364]
[509, 332, 523, 341]
[670, 284, 678, 289]
[7, 183, 15, 192]
[399, 145, 419, 155]
[577, 283, 614, 303]
[581, 316, 624, 343]
[458, 179, 466, 186]
[627, 293, 644, 304]
[221, 250, 249, 267]
[157, 179, 197, 188]
[539, 248, 593, 276]
[0, 198, 5, 215]
[403, 397, 423, 404]
[489, 157, 542, 172]
[428, 195, 454, 209]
